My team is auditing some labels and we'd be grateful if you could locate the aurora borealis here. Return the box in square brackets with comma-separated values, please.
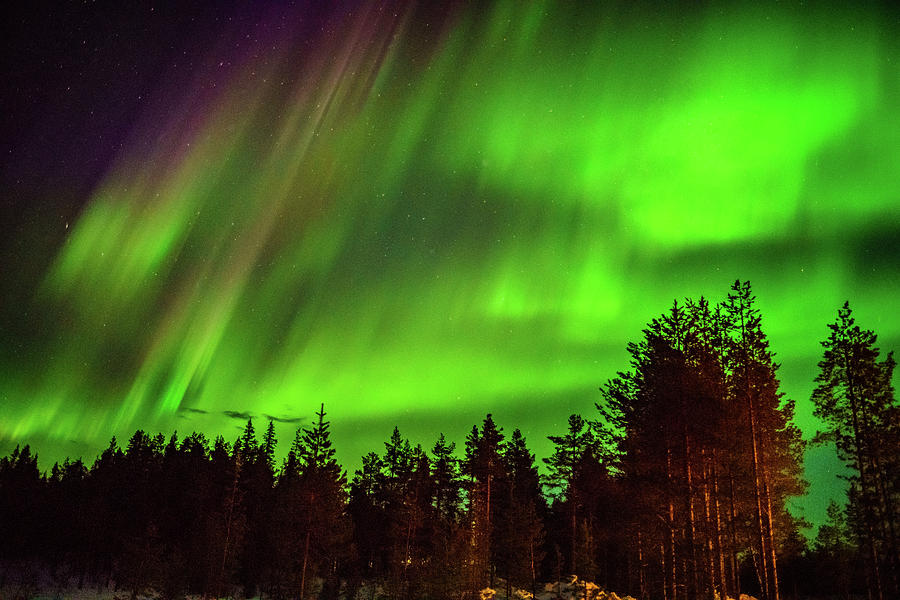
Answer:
[1, 1, 898, 532]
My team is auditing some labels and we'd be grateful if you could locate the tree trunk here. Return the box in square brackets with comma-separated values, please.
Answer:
[571, 488, 578, 577]
[866, 419, 900, 596]
[661, 542, 669, 600]
[530, 538, 537, 600]
[218, 455, 241, 600]
[738, 297, 771, 600]
[747, 379, 770, 600]
[637, 529, 646, 600]
[300, 529, 311, 600]
[711, 452, 727, 600]
[487, 473, 493, 589]
[845, 357, 885, 600]
[728, 471, 739, 597]
[666, 445, 678, 600]
[683, 431, 698, 600]
[762, 462, 780, 600]
[701, 450, 717, 600]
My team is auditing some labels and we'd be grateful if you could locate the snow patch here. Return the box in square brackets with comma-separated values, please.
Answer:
[484, 575, 634, 600]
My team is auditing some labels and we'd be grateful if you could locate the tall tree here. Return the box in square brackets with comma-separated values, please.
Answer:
[431, 433, 461, 524]
[499, 429, 545, 598]
[427, 434, 465, 600]
[544, 413, 597, 577]
[0, 445, 43, 561]
[348, 451, 388, 586]
[261, 420, 277, 470]
[723, 280, 808, 600]
[236, 419, 258, 463]
[811, 302, 900, 600]
[210, 436, 245, 599]
[295, 404, 349, 600]
[462, 414, 505, 592]
[237, 419, 277, 596]
[598, 284, 806, 600]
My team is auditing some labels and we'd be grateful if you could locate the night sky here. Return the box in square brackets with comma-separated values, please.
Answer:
[2, 1, 898, 534]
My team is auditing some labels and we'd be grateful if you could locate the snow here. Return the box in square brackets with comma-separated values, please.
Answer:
[479, 575, 635, 600]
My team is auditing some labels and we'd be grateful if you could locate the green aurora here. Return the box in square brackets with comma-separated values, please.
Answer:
[2, 2, 899, 533]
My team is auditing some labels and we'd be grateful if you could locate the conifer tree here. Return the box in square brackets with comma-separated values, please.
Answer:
[811, 501, 857, 598]
[236, 418, 258, 464]
[427, 433, 465, 599]
[597, 284, 806, 600]
[431, 433, 461, 523]
[499, 429, 545, 598]
[294, 404, 349, 600]
[375, 426, 414, 596]
[238, 419, 278, 596]
[462, 414, 505, 592]
[348, 451, 388, 584]
[213, 437, 246, 599]
[722, 281, 808, 600]
[0, 444, 42, 560]
[812, 302, 900, 600]
[544, 414, 596, 576]
[261, 420, 277, 469]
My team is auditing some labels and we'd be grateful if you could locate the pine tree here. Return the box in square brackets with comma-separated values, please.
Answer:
[811, 302, 900, 600]
[403, 445, 436, 600]
[237, 418, 258, 463]
[261, 420, 277, 470]
[238, 419, 278, 596]
[810, 501, 857, 598]
[348, 451, 388, 584]
[0, 444, 43, 560]
[427, 434, 464, 600]
[597, 284, 806, 600]
[431, 433, 461, 524]
[462, 415, 505, 592]
[723, 280, 809, 600]
[176, 432, 214, 595]
[544, 414, 596, 576]
[118, 430, 167, 596]
[295, 404, 349, 600]
[374, 426, 414, 596]
[213, 437, 246, 599]
[499, 429, 545, 598]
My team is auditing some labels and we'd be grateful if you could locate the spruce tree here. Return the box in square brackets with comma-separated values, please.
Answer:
[427, 433, 464, 599]
[500, 429, 545, 598]
[431, 433, 461, 523]
[544, 414, 596, 576]
[462, 415, 505, 592]
[295, 404, 349, 600]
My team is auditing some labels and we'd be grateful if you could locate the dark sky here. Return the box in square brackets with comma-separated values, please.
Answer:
[2, 1, 899, 534]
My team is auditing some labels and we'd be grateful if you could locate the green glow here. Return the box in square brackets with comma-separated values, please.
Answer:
[2, 2, 898, 532]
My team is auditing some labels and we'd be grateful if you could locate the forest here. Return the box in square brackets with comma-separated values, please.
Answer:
[0, 281, 897, 600]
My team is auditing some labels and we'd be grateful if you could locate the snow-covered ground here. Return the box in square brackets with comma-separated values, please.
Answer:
[3, 574, 758, 600]
[478, 574, 636, 600]
[4, 578, 631, 600]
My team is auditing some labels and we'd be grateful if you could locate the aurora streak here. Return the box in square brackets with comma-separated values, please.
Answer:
[1, 1, 898, 532]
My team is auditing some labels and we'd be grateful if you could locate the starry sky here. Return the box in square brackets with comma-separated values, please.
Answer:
[1, 1, 898, 533]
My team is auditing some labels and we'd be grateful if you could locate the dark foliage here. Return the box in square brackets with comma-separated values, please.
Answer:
[0, 285, 894, 600]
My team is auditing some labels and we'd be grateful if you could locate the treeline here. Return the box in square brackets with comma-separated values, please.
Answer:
[0, 281, 897, 600]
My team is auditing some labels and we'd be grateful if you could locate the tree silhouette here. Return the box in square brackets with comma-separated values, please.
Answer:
[812, 302, 900, 600]
[598, 284, 806, 600]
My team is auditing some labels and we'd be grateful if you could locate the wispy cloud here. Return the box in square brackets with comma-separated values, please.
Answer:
[264, 413, 305, 424]
[223, 410, 253, 421]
